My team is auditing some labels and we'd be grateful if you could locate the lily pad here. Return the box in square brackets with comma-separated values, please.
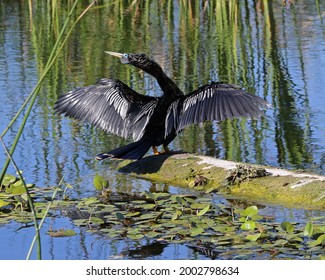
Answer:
[304, 222, 314, 237]
[93, 174, 109, 191]
[0, 200, 10, 208]
[240, 221, 256, 231]
[281, 222, 294, 234]
[48, 229, 77, 237]
[241, 206, 258, 218]
[245, 233, 261, 242]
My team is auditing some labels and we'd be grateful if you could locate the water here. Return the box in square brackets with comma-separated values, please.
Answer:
[0, 0, 325, 259]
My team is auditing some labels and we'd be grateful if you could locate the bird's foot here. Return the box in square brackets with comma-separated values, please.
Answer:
[151, 145, 174, 155]
[163, 145, 173, 154]
[152, 146, 160, 155]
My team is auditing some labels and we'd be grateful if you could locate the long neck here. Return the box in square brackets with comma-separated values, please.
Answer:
[156, 71, 183, 97]
[141, 61, 183, 97]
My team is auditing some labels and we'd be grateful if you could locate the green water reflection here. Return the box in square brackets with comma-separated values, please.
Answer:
[1, 0, 325, 260]
[1, 0, 325, 184]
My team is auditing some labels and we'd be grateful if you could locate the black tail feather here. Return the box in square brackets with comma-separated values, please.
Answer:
[96, 138, 152, 160]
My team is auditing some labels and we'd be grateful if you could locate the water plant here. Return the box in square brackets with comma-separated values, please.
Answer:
[0, 0, 96, 259]
[0, 0, 96, 186]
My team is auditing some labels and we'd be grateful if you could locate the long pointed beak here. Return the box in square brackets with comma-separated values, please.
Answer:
[105, 51, 123, 58]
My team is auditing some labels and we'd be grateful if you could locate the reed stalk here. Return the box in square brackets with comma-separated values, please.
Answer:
[0, 0, 96, 185]
[0, 0, 96, 259]
[25, 178, 63, 260]
[0, 136, 42, 259]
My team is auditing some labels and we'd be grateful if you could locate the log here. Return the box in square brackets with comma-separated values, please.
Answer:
[114, 153, 325, 210]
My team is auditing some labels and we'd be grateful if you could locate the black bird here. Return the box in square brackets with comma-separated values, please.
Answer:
[55, 52, 269, 160]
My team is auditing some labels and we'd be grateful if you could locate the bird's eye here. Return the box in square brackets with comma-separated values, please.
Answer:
[123, 54, 129, 58]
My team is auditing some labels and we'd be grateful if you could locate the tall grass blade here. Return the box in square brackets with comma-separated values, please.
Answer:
[0, 0, 96, 185]
[0, 136, 41, 259]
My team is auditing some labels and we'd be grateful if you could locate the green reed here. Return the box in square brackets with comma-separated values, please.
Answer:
[0, 0, 96, 186]
[0, 0, 96, 259]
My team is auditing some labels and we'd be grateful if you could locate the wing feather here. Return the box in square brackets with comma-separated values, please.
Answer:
[55, 78, 158, 141]
[165, 82, 269, 137]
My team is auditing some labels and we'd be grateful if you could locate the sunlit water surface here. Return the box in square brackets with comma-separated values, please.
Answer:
[0, 1, 325, 259]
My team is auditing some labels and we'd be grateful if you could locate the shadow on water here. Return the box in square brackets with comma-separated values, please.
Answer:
[122, 242, 168, 259]
[119, 151, 184, 174]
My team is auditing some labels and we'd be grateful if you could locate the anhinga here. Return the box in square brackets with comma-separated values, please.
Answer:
[55, 52, 269, 160]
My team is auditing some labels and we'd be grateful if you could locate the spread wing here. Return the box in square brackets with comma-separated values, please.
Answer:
[55, 78, 158, 141]
[165, 82, 270, 137]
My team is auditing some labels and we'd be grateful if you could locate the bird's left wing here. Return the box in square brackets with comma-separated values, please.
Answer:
[165, 82, 270, 137]
[54, 78, 158, 141]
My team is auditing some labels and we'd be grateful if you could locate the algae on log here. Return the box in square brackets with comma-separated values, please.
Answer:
[116, 153, 325, 210]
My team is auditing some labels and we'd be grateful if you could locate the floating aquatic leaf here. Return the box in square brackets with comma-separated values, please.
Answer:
[251, 215, 264, 221]
[309, 234, 325, 247]
[73, 219, 89, 226]
[34, 202, 47, 208]
[190, 203, 209, 210]
[127, 228, 140, 235]
[304, 222, 314, 237]
[139, 213, 158, 221]
[6, 183, 26, 195]
[255, 222, 266, 233]
[0, 200, 10, 208]
[197, 205, 210, 216]
[316, 225, 325, 232]
[245, 233, 261, 242]
[48, 229, 77, 237]
[190, 227, 205, 236]
[281, 222, 294, 234]
[146, 231, 161, 238]
[154, 193, 170, 198]
[116, 212, 125, 221]
[141, 204, 156, 210]
[154, 211, 164, 221]
[2, 175, 325, 260]
[106, 232, 120, 238]
[283, 232, 301, 241]
[144, 190, 155, 200]
[241, 206, 258, 218]
[2, 174, 17, 187]
[171, 210, 182, 221]
[93, 174, 109, 191]
[212, 225, 234, 233]
[128, 233, 144, 240]
[274, 239, 288, 246]
[89, 217, 105, 225]
[201, 218, 215, 227]
[182, 195, 196, 203]
[240, 221, 256, 231]
[175, 196, 185, 206]
[125, 212, 141, 218]
[132, 200, 147, 204]
[13, 214, 33, 224]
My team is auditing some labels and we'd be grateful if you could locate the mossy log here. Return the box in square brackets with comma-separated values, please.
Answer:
[114, 153, 325, 210]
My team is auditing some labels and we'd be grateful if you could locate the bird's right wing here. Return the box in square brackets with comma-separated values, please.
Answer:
[165, 82, 270, 137]
[54, 78, 158, 141]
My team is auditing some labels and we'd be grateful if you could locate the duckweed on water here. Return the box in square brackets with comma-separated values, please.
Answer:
[1, 173, 325, 259]
[65, 188, 325, 259]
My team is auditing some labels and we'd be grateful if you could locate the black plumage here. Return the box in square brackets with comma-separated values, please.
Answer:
[55, 52, 269, 160]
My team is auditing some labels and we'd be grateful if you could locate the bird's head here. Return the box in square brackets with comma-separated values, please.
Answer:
[105, 51, 162, 75]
